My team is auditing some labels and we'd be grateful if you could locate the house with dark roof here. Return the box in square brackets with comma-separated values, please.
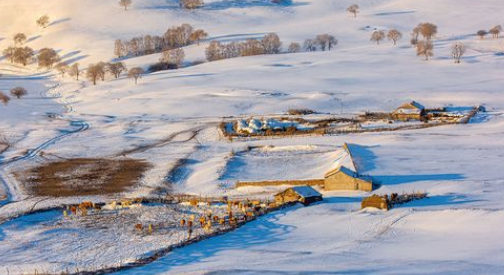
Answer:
[274, 186, 323, 206]
[391, 101, 426, 121]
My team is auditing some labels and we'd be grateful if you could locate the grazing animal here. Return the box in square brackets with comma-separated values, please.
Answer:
[187, 220, 193, 228]
[70, 206, 77, 215]
[135, 224, 143, 231]
[213, 215, 219, 222]
[219, 218, 225, 225]
[79, 201, 93, 209]
[199, 217, 206, 227]
[180, 219, 186, 227]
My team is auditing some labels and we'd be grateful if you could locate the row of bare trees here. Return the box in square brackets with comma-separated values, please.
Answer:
[0, 87, 28, 106]
[85, 62, 144, 85]
[477, 25, 502, 39]
[370, 29, 402, 45]
[179, 0, 204, 9]
[3, 46, 61, 69]
[114, 24, 208, 58]
[302, 34, 338, 52]
[205, 33, 282, 61]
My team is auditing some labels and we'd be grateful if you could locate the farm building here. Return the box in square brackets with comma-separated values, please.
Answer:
[361, 194, 390, 210]
[391, 101, 425, 121]
[274, 186, 323, 206]
[324, 165, 374, 191]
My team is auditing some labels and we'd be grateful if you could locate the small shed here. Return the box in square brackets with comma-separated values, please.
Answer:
[324, 166, 373, 191]
[361, 194, 390, 210]
[391, 101, 425, 121]
[274, 186, 323, 206]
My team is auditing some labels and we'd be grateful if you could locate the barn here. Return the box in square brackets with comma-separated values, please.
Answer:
[361, 194, 390, 210]
[274, 186, 323, 206]
[324, 165, 374, 191]
[391, 101, 425, 121]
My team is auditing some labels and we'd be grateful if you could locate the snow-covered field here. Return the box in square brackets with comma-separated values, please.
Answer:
[1, 0, 504, 274]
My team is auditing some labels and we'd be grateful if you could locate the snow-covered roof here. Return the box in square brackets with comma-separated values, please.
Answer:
[289, 186, 322, 198]
[325, 165, 357, 178]
[393, 101, 425, 114]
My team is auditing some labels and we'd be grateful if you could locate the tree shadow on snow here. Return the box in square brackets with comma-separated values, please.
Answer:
[27, 35, 42, 43]
[373, 10, 416, 16]
[345, 143, 378, 174]
[373, 174, 465, 186]
[49, 18, 71, 27]
[396, 194, 484, 208]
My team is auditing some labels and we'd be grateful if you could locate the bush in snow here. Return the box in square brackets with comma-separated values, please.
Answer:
[417, 40, 434, 60]
[347, 4, 359, 18]
[86, 63, 106, 85]
[119, 0, 132, 10]
[3, 46, 34, 66]
[370, 31, 385, 45]
[10, 87, 28, 99]
[128, 67, 145, 85]
[416, 23, 438, 41]
[0, 91, 10, 105]
[288, 42, 301, 53]
[36, 15, 50, 29]
[13, 33, 27, 45]
[477, 30, 488, 39]
[489, 25, 502, 38]
[180, 0, 204, 9]
[387, 29, 402, 45]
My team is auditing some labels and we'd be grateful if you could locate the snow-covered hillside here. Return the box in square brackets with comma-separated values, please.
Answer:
[1, 0, 504, 274]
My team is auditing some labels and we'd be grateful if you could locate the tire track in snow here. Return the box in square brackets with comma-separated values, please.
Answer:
[0, 83, 90, 207]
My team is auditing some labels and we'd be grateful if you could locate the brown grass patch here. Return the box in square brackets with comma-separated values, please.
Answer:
[20, 158, 151, 197]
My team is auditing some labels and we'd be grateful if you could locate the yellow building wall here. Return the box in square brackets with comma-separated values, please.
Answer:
[324, 172, 373, 191]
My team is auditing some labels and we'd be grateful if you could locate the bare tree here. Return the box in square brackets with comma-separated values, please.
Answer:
[304, 39, 317, 51]
[114, 39, 127, 58]
[417, 23, 437, 41]
[451, 42, 466, 64]
[417, 40, 434, 60]
[160, 48, 185, 67]
[489, 25, 502, 38]
[37, 48, 60, 69]
[37, 15, 50, 28]
[288, 42, 301, 53]
[55, 62, 70, 77]
[261, 33, 282, 54]
[180, 0, 204, 9]
[2, 47, 16, 63]
[13, 33, 27, 45]
[0, 91, 10, 105]
[107, 62, 127, 78]
[477, 30, 488, 39]
[387, 29, 402, 45]
[119, 0, 132, 10]
[370, 30, 385, 45]
[10, 87, 28, 99]
[86, 63, 103, 85]
[190, 29, 208, 45]
[144, 35, 155, 54]
[347, 4, 359, 18]
[13, 47, 34, 66]
[69, 63, 81, 80]
[316, 34, 337, 51]
[205, 41, 223, 61]
[128, 67, 145, 84]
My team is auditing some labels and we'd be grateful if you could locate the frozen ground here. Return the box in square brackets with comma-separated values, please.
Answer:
[1, 0, 504, 274]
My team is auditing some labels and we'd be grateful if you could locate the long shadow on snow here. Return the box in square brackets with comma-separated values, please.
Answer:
[117, 207, 299, 274]
[396, 194, 484, 208]
[373, 174, 465, 186]
[345, 143, 378, 174]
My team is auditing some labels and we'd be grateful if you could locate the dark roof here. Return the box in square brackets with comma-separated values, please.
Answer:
[276, 186, 322, 198]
